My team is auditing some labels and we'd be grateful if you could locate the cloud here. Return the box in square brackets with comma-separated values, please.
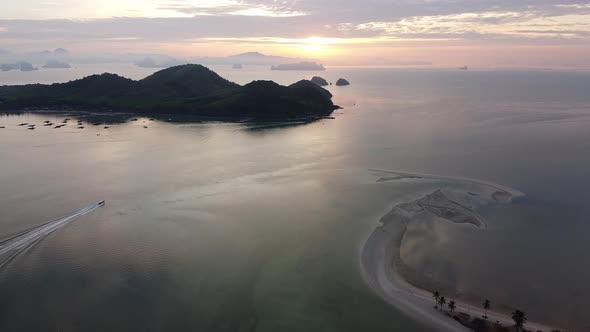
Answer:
[38, 2, 63, 6]
[1, 0, 590, 65]
[556, 4, 590, 10]
[346, 11, 590, 40]
[101, 36, 141, 41]
[155, 0, 307, 18]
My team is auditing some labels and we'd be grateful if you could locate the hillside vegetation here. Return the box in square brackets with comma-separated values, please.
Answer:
[0, 64, 337, 120]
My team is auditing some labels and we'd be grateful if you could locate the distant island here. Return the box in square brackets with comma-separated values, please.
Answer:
[53, 48, 69, 57]
[0, 64, 338, 120]
[271, 62, 326, 71]
[336, 78, 350, 86]
[134, 57, 160, 68]
[43, 60, 72, 69]
[1, 61, 38, 72]
[224, 51, 302, 66]
[132, 52, 308, 68]
[134, 57, 188, 69]
[311, 76, 329, 86]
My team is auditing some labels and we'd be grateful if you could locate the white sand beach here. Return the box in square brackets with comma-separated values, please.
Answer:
[360, 171, 561, 332]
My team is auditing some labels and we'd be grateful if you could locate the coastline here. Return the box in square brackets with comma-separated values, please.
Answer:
[359, 171, 561, 332]
[360, 207, 470, 331]
[0, 65, 339, 121]
[0, 109, 337, 124]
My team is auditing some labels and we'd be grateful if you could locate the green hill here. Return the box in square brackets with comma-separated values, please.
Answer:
[0, 65, 336, 120]
[138, 64, 239, 97]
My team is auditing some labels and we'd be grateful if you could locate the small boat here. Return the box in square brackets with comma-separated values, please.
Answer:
[104, 126, 109, 129]
[78, 126, 85, 129]
[143, 126, 148, 129]
[0, 126, 5, 129]
[18, 123, 28, 126]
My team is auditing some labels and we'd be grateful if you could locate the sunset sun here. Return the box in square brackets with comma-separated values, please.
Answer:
[300, 37, 341, 55]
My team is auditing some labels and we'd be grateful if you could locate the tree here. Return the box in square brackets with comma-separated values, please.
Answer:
[448, 300, 456, 313]
[511, 309, 527, 331]
[433, 291, 440, 309]
[439, 296, 447, 311]
[483, 299, 491, 319]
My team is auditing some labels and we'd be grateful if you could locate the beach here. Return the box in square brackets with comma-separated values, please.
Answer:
[360, 171, 561, 332]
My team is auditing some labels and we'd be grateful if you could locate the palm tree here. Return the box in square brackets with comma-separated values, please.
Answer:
[432, 291, 440, 309]
[448, 300, 456, 313]
[439, 296, 447, 311]
[482, 299, 490, 319]
[511, 309, 526, 331]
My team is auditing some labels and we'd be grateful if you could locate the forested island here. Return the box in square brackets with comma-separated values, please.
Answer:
[0, 64, 337, 120]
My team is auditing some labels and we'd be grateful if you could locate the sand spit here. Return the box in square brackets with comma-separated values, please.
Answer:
[361, 171, 559, 332]
[371, 169, 525, 203]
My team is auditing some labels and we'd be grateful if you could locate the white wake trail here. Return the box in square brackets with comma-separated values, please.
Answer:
[0, 200, 105, 267]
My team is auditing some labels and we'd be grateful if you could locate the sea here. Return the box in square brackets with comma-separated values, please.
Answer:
[0, 64, 589, 331]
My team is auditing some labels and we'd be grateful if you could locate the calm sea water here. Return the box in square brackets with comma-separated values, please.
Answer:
[0, 65, 589, 331]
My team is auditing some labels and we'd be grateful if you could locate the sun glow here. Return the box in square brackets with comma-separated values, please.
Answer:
[304, 37, 343, 45]
[300, 37, 342, 54]
[302, 44, 323, 52]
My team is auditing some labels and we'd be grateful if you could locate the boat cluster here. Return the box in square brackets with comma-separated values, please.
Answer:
[17, 122, 37, 130]
[8, 118, 95, 131]
[1, 117, 156, 131]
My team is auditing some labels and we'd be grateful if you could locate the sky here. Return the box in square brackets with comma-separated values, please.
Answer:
[1, 0, 590, 68]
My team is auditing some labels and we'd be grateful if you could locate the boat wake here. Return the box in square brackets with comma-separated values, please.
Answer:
[0, 200, 105, 269]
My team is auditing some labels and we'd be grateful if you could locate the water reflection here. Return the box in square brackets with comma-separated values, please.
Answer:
[1, 68, 590, 331]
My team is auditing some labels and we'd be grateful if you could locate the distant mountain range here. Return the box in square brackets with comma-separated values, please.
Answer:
[1, 61, 38, 72]
[224, 52, 299, 65]
[0, 48, 70, 67]
[43, 59, 72, 69]
[135, 52, 309, 68]
[0, 48, 315, 69]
